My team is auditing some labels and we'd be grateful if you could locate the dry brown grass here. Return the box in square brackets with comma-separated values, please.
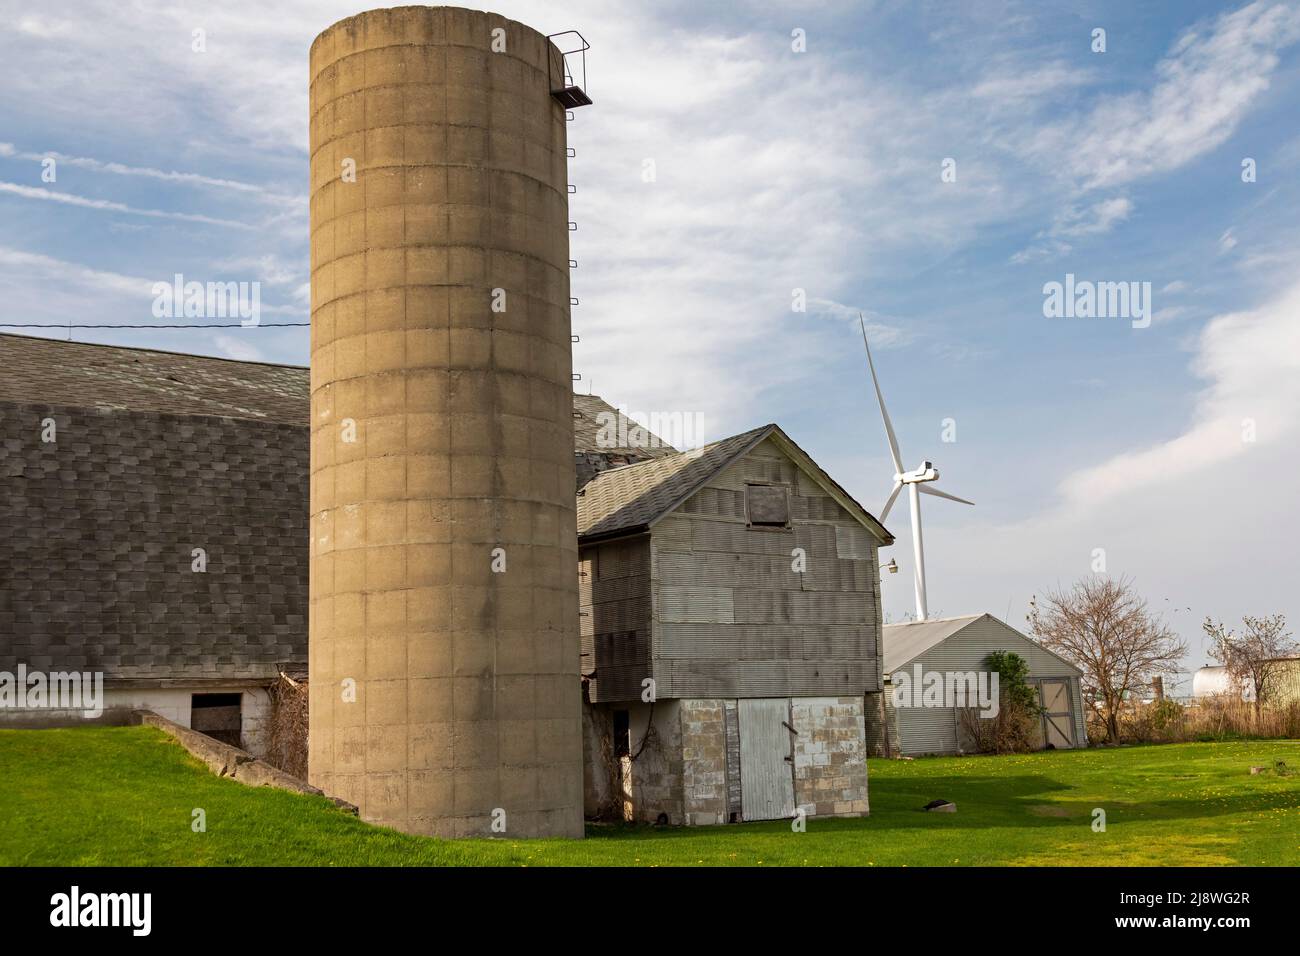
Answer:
[1091, 696, 1300, 745]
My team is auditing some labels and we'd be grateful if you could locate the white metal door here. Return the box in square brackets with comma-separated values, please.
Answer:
[738, 698, 795, 821]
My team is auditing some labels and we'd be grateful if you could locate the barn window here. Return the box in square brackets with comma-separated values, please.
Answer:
[613, 709, 631, 758]
[746, 483, 790, 528]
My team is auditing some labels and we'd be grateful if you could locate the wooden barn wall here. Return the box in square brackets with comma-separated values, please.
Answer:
[650, 436, 882, 699]
[579, 535, 652, 703]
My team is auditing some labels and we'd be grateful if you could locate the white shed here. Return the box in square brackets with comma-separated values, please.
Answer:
[882, 613, 1087, 756]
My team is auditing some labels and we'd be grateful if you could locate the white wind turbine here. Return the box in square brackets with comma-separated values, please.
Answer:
[859, 316, 973, 622]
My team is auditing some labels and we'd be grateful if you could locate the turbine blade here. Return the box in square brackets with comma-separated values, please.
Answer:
[859, 315, 904, 474]
[919, 484, 974, 506]
[880, 481, 903, 523]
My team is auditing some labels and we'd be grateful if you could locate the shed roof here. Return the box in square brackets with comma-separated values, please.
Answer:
[0, 333, 308, 425]
[882, 612, 1082, 675]
[882, 614, 986, 672]
[576, 423, 893, 545]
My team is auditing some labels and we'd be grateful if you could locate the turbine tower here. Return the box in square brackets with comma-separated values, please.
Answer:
[859, 316, 973, 622]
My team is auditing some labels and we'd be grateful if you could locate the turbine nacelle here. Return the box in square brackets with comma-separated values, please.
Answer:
[896, 461, 938, 484]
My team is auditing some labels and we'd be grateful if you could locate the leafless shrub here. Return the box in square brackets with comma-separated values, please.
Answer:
[1204, 614, 1297, 716]
[265, 672, 308, 779]
[959, 703, 1039, 754]
[1028, 577, 1186, 743]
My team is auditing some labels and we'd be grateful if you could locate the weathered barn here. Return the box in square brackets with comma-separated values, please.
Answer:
[0, 334, 309, 756]
[1, 334, 896, 821]
[882, 613, 1086, 755]
[577, 424, 893, 824]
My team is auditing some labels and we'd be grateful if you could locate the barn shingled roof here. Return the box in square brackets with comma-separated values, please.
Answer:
[571, 393, 678, 458]
[576, 423, 893, 545]
[577, 424, 773, 539]
[0, 333, 308, 425]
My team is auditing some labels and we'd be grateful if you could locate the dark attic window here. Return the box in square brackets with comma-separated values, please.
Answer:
[746, 483, 790, 528]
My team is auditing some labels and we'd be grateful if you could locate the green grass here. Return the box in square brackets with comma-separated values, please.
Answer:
[3, 726, 1298, 866]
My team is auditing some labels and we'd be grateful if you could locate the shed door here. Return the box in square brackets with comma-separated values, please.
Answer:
[738, 699, 795, 821]
[1039, 680, 1075, 749]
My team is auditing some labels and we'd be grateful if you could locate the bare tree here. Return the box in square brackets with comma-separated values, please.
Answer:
[1203, 614, 1296, 716]
[1028, 577, 1186, 743]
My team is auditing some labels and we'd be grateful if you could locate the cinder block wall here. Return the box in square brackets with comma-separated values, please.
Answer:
[308, 6, 582, 838]
[613, 700, 683, 823]
[792, 696, 869, 817]
[583, 696, 870, 825]
[680, 699, 728, 825]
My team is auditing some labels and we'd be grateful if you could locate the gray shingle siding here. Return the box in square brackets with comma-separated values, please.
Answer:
[0, 400, 308, 680]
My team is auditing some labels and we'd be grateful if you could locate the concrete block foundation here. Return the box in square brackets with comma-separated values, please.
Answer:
[584, 696, 870, 826]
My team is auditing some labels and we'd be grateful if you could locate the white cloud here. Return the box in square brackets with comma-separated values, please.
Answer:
[1060, 278, 1300, 507]
[0, 143, 302, 205]
[213, 253, 303, 287]
[0, 246, 154, 299]
[212, 333, 266, 362]
[0, 181, 253, 229]
[1039, 1, 1300, 190]
[16, 16, 76, 39]
[970, 62, 1093, 102]
[1008, 1, 1300, 266]
[1012, 196, 1134, 262]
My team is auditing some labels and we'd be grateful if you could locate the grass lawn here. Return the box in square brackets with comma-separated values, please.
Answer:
[2, 726, 1298, 866]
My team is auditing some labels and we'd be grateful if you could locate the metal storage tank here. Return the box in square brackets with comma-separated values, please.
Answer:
[308, 6, 583, 838]
[1192, 665, 1253, 701]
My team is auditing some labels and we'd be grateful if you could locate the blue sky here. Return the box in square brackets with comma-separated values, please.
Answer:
[2, 1, 1298, 684]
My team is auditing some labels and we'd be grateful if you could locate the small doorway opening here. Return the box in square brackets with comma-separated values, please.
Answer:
[612, 709, 631, 758]
[612, 709, 633, 822]
[191, 693, 243, 748]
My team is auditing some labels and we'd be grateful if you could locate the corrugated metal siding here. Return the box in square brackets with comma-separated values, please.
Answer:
[659, 586, 734, 623]
[896, 703, 959, 756]
[657, 550, 803, 589]
[678, 486, 745, 519]
[649, 436, 881, 700]
[738, 698, 795, 820]
[834, 525, 874, 560]
[656, 624, 875, 661]
[1270, 659, 1300, 705]
[890, 616, 1087, 754]
[664, 660, 879, 697]
[739, 455, 797, 484]
[733, 589, 872, 625]
[580, 535, 652, 703]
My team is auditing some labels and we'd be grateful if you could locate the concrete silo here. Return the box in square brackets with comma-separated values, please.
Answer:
[308, 6, 583, 838]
